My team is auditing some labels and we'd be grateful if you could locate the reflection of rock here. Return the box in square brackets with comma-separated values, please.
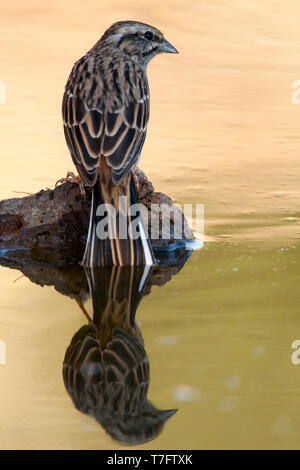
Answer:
[0, 245, 192, 300]
[0, 250, 88, 298]
[0, 169, 194, 258]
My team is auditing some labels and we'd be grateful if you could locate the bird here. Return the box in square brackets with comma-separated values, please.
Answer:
[62, 21, 178, 267]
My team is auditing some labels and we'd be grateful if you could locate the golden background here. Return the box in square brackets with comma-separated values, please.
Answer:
[0, 0, 300, 450]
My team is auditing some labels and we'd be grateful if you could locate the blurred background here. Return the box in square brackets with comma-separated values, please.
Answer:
[1, 0, 300, 450]
[1, 0, 300, 237]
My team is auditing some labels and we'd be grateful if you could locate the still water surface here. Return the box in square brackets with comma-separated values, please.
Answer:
[1, 0, 300, 450]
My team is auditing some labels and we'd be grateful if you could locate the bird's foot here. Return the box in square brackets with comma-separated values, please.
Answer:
[55, 171, 85, 196]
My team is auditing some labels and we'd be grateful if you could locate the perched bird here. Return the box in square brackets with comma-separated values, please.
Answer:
[62, 21, 178, 267]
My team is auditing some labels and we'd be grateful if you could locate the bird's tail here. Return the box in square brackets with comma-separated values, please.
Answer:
[82, 167, 155, 267]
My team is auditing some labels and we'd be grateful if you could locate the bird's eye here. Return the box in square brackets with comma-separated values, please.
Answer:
[144, 31, 154, 41]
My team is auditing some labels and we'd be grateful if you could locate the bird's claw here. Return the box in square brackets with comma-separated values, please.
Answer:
[55, 171, 85, 196]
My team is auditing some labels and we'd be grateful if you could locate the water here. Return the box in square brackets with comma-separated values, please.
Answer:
[1, 0, 300, 450]
[0, 242, 299, 449]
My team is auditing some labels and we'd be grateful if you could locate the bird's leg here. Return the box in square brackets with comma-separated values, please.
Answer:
[55, 171, 85, 196]
[132, 169, 140, 197]
[74, 295, 93, 323]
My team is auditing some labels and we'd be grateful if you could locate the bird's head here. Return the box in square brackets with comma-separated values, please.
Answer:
[99, 21, 178, 65]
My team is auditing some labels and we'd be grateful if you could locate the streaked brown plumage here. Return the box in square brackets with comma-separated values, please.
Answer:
[63, 266, 177, 444]
[62, 21, 178, 267]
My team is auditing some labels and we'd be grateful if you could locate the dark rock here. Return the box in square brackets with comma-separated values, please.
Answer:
[0, 169, 194, 261]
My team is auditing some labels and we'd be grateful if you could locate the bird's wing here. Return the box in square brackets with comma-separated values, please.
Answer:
[62, 56, 149, 186]
[63, 324, 149, 417]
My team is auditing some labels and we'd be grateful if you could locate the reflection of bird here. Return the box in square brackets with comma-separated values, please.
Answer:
[63, 325, 176, 444]
[63, 266, 177, 445]
[62, 21, 178, 267]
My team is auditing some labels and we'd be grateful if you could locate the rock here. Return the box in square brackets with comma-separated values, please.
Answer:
[135, 169, 194, 247]
[0, 169, 194, 260]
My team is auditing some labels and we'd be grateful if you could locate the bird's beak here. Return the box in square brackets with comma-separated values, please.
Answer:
[158, 409, 178, 421]
[160, 39, 179, 54]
